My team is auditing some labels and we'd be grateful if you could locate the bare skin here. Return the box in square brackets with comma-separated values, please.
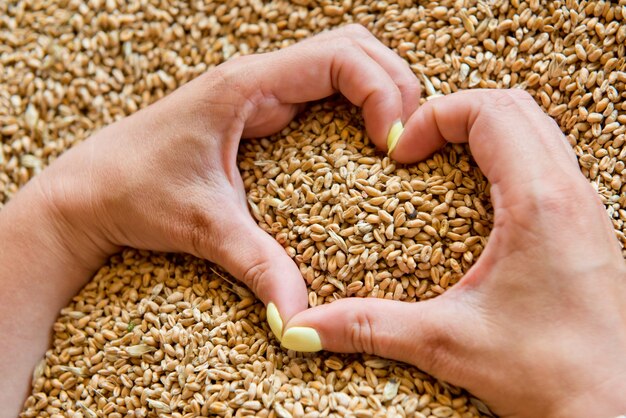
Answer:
[0, 25, 421, 417]
[1, 25, 625, 418]
[285, 89, 626, 418]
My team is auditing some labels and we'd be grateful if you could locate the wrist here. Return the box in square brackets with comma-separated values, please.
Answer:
[31, 159, 119, 271]
[0, 160, 117, 416]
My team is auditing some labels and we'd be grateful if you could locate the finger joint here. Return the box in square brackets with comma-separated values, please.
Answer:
[348, 310, 377, 355]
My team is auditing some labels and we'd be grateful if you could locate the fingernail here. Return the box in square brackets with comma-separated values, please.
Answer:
[281, 327, 322, 352]
[387, 121, 404, 156]
[266, 302, 283, 342]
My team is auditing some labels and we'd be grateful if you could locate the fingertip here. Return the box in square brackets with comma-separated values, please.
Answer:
[282, 299, 383, 354]
[266, 273, 308, 318]
[266, 302, 284, 342]
[390, 101, 447, 163]
[281, 326, 322, 352]
[387, 120, 404, 156]
[361, 92, 403, 150]
[281, 298, 438, 365]
[261, 273, 307, 343]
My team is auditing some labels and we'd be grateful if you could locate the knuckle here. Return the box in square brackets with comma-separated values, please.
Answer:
[342, 23, 372, 38]
[489, 88, 535, 110]
[505, 88, 534, 102]
[397, 76, 421, 93]
[212, 60, 235, 87]
[334, 33, 361, 53]
[212, 55, 254, 92]
[241, 259, 272, 296]
[348, 310, 377, 355]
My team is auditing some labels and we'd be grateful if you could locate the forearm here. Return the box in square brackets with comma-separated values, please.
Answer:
[0, 177, 114, 417]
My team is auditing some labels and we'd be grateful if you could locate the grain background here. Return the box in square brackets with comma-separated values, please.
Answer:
[1, 0, 625, 417]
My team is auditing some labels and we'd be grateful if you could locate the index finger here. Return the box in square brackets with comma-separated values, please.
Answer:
[222, 24, 421, 150]
[392, 89, 583, 199]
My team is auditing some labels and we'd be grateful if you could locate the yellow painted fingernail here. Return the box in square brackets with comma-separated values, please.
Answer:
[281, 327, 322, 352]
[387, 121, 404, 156]
[267, 302, 283, 342]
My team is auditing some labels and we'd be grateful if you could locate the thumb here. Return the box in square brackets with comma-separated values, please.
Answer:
[280, 297, 456, 373]
[209, 209, 308, 342]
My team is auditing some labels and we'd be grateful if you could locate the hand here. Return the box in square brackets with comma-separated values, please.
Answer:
[280, 90, 626, 418]
[0, 25, 422, 415]
[34, 23, 421, 331]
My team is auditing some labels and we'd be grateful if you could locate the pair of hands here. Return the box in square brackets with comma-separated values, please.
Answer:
[2, 25, 625, 417]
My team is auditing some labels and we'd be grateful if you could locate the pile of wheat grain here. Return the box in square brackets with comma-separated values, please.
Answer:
[2, 0, 624, 417]
[240, 102, 491, 307]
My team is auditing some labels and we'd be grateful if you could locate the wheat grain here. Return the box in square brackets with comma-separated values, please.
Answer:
[10, 0, 626, 417]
